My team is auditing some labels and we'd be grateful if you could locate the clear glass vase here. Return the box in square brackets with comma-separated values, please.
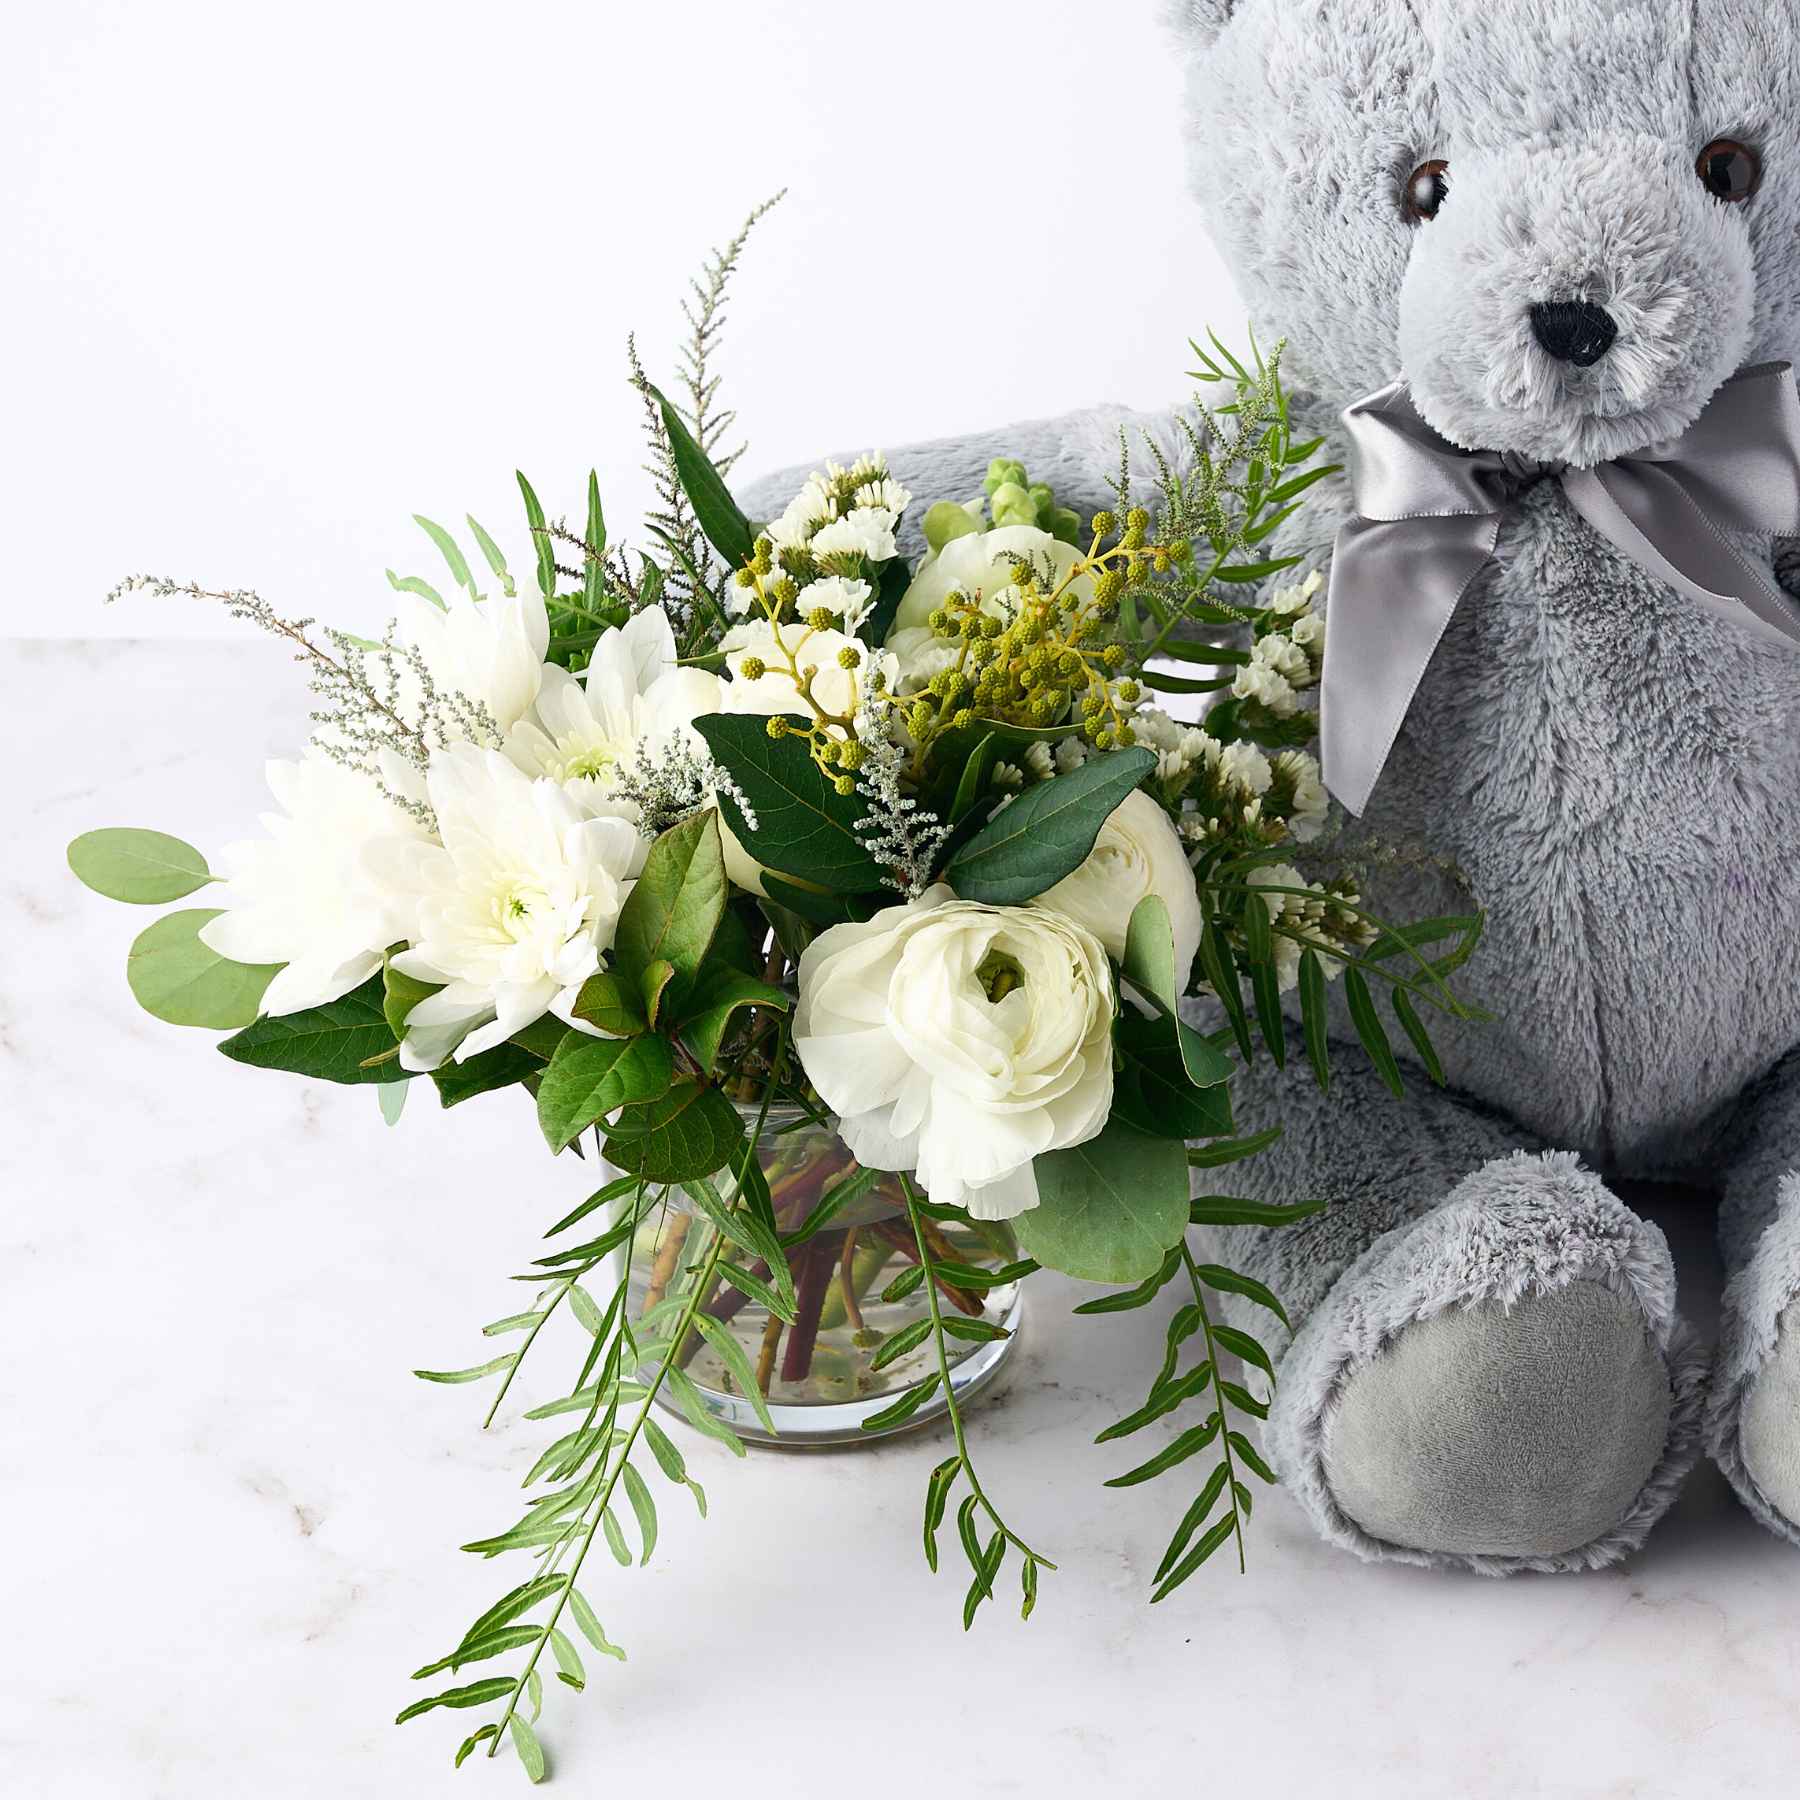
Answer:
[622, 1106, 1024, 1448]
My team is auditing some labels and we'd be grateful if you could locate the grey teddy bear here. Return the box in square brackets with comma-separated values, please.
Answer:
[744, 0, 1800, 1574]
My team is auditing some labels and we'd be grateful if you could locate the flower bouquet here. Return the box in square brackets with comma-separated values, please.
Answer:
[68, 204, 1482, 1781]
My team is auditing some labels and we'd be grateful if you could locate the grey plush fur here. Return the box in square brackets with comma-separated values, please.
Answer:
[743, 0, 1800, 1572]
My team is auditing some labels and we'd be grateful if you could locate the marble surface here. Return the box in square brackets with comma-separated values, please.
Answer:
[7, 637, 1799, 1799]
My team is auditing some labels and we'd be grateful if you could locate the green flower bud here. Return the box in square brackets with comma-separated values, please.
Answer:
[752, 535, 775, 574]
[990, 481, 1037, 529]
[923, 499, 984, 553]
[807, 605, 835, 631]
[951, 708, 975, 730]
[739, 655, 767, 680]
[839, 741, 867, 771]
[983, 456, 1028, 497]
[834, 774, 857, 797]
[765, 715, 789, 739]
[772, 576, 800, 606]
[1048, 505, 1083, 547]
[1091, 509, 1117, 537]
[1126, 507, 1150, 533]
[734, 565, 757, 588]
[837, 644, 861, 669]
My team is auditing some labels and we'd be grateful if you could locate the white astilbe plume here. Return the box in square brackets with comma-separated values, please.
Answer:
[850, 691, 951, 894]
[608, 736, 760, 843]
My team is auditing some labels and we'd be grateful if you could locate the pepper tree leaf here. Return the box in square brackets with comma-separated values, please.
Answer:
[946, 747, 1156, 904]
[693, 713, 886, 894]
[219, 974, 408, 1084]
[68, 827, 213, 904]
[127, 909, 280, 1029]
[1016, 1121, 1191, 1282]
[537, 1034, 676, 1152]
[516, 470, 556, 600]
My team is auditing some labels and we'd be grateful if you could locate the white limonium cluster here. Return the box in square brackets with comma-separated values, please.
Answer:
[1231, 570, 1325, 720]
[747, 451, 910, 629]
[1247, 862, 1380, 994]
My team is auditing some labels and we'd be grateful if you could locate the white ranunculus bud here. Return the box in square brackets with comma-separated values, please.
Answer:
[1030, 788, 1203, 986]
[793, 885, 1115, 1218]
[889, 524, 1094, 638]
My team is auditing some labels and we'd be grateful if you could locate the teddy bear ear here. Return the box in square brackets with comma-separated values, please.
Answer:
[1164, 0, 1238, 50]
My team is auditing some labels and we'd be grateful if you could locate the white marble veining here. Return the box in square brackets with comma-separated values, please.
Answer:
[6, 638, 1798, 1799]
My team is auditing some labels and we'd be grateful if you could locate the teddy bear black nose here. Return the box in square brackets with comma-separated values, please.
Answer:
[1528, 300, 1618, 368]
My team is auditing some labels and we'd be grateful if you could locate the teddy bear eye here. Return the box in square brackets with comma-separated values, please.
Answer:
[1402, 160, 1450, 224]
[1697, 139, 1761, 204]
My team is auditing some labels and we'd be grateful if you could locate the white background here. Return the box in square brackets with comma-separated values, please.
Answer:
[5, 0, 1244, 642]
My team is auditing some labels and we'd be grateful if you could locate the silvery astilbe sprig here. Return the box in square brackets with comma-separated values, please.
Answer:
[608, 736, 759, 843]
[107, 575, 501, 828]
[851, 687, 952, 894]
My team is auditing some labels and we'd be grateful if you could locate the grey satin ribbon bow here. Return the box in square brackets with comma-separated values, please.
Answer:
[1319, 360, 1800, 816]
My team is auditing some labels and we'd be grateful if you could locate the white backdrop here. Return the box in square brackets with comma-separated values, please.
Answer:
[4, 0, 1245, 643]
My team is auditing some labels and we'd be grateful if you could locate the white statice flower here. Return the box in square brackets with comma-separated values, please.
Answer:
[1274, 750, 1330, 843]
[1024, 741, 1056, 781]
[891, 525, 1093, 638]
[802, 575, 875, 634]
[1232, 650, 1299, 718]
[794, 885, 1114, 1218]
[1054, 737, 1089, 775]
[1032, 789, 1203, 983]
[768, 472, 839, 551]
[199, 749, 430, 1016]
[811, 507, 899, 563]
[1266, 570, 1325, 615]
[505, 606, 717, 812]
[1133, 707, 1215, 783]
[396, 588, 551, 735]
[1290, 610, 1324, 649]
[1247, 862, 1335, 993]
[1256, 632, 1313, 688]
[375, 746, 647, 1069]
[992, 761, 1024, 791]
[1219, 740, 1273, 797]
[854, 475, 912, 515]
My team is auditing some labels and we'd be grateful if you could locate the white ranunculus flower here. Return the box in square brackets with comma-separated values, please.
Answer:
[721, 618, 893, 731]
[794, 885, 1115, 1219]
[506, 606, 719, 810]
[396, 588, 551, 734]
[885, 625, 965, 696]
[375, 745, 647, 1069]
[199, 749, 430, 1016]
[891, 525, 1093, 638]
[1031, 788, 1202, 986]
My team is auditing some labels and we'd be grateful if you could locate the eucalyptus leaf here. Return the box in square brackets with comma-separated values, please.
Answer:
[127, 910, 279, 1029]
[68, 827, 212, 904]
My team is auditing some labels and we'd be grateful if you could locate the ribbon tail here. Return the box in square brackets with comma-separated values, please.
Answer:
[1321, 513, 1501, 815]
[1563, 465, 1800, 654]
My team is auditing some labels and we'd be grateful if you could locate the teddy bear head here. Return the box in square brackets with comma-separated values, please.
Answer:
[1169, 0, 1800, 467]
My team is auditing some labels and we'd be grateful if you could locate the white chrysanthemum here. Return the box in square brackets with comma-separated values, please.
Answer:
[811, 507, 899, 563]
[794, 885, 1114, 1218]
[396, 589, 551, 735]
[891, 525, 1091, 637]
[199, 749, 430, 1016]
[801, 575, 875, 633]
[1033, 788, 1203, 983]
[506, 606, 719, 811]
[376, 746, 647, 1069]
[1275, 750, 1330, 843]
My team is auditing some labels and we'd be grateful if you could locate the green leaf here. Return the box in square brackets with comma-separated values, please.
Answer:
[1188, 1193, 1325, 1227]
[411, 1624, 542, 1678]
[1070, 1249, 1181, 1314]
[1193, 1263, 1292, 1331]
[1151, 1512, 1238, 1601]
[612, 809, 726, 1010]
[620, 1461, 659, 1565]
[219, 975, 407, 1084]
[869, 1316, 933, 1372]
[413, 515, 475, 594]
[68, 827, 212, 904]
[859, 1374, 942, 1432]
[395, 1677, 516, 1725]
[1229, 1428, 1277, 1483]
[676, 965, 790, 1075]
[1104, 1414, 1221, 1487]
[582, 470, 608, 612]
[946, 748, 1156, 904]
[1344, 967, 1404, 1097]
[548, 1627, 585, 1692]
[458, 1577, 567, 1647]
[691, 1313, 778, 1435]
[537, 1034, 675, 1152]
[949, 732, 1000, 824]
[1210, 1322, 1275, 1380]
[1016, 1123, 1191, 1283]
[1393, 987, 1446, 1085]
[516, 471, 556, 600]
[385, 569, 444, 608]
[568, 971, 647, 1038]
[782, 1165, 883, 1248]
[648, 383, 755, 571]
[454, 1726, 498, 1768]
[692, 714, 885, 894]
[465, 515, 515, 597]
[760, 876, 866, 927]
[1154, 1464, 1231, 1582]
[1113, 1011, 1236, 1139]
[382, 960, 439, 1039]
[923, 1455, 960, 1572]
[1122, 897, 1235, 1087]
[509, 1714, 546, 1783]
[414, 1354, 515, 1385]
[127, 909, 279, 1028]
[603, 1082, 746, 1185]
[1199, 914, 1252, 1061]
[378, 1080, 410, 1125]
[568, 1589, 627, 1663]
[1186, 1124, 1284, 1167]
[433, 1043, 541, 1108]
[862, 553, 912, 649]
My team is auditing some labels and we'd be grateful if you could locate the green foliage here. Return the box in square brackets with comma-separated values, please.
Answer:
[609, 809, 727, 1012]
[126, 909, 279, 1029]
[219, 975, 407, 1084]
[693, 713, 886, 893]
[946, 748, 1156, 904]
[602, 1080, 745, 1185]
[68, 827, 212, 904]
[536, 1035, 675, 1153]
[1016, 1124, 1191, 1283]
[645, 384, 754, 573]
[678, 966, 790, 1075]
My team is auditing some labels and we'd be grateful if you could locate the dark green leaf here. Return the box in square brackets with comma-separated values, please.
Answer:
[68, 827, 212, 904]
[693, 713, 886, 893]
[1104, 1414, 1221, 1487]
[1393, 987, 1446, 1085]
[1219, 1378, 1270, 1419]
[1345, 966, 1404, 1097]
[859, 1373, 942, 1432]
[1113, 1011, 1236, 1139]
[219, 975, 407, 1084]
[1186, 1125, 1284, 1168]
[517, 471, 555, 599]
[1228, 1429, 1277, 1483]
[869, 1317, 933, 1371]
[649, 383, 755, 570]
[947, 748, 1156, 904]
[1199, 914, 1252, 1061]
[1193, 1263, 1291, 1330]
[1299, 948, 1331, 1092]
[1154, 1463, 1231, 1582]
[604, 1081, 745, 1184]
[536, 1034, 675, 1152]
[1188, 1193, 1324, 1227]
[612, 811, 726, 1009]
[582, 471, 607, 611]
[759, 876, 867, 927]
[569, 970, 647, 1038]
[454, 1726, 498, 1768]
[432, 1043, 539, 1108]
[411, 1625, 542, 1679]
[1150, 1512, 1238, 1601]
[676, 965, 790, 1075]
[1070, 1248, 1181, 1314]
[949, 732, 1000, 824]
[395, 1677, 516, 1726]
[1016, 1123, 1191, 1283]
[924, 1454, 960, 1572]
